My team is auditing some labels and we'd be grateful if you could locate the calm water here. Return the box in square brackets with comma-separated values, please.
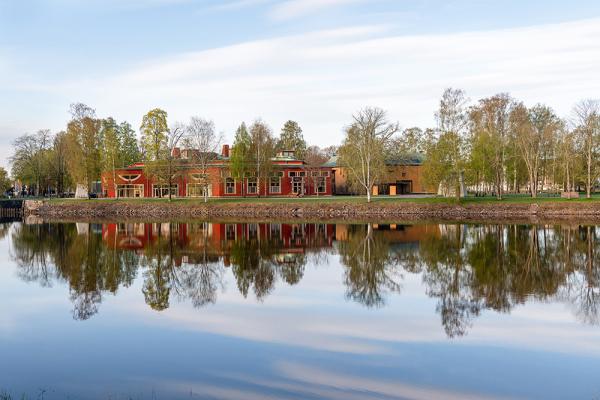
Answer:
[1, 220, 599, 399]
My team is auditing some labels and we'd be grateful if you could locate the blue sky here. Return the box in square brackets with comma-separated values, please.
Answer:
[2, 0, 600, 169]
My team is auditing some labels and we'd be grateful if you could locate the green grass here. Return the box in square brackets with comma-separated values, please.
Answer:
[43, 193, 600, 205]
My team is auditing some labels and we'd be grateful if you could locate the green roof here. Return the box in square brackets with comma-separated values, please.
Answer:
[324, 153, 425, 167]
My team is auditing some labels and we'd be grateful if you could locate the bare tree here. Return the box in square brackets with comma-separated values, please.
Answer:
[185, 117, 223, 202]
[249, 120, 275, 198]
[304, 146, 328, 196]
[338, 107, 399, 202]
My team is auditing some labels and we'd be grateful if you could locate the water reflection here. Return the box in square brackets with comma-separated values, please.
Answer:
[9, 221, 600, 336]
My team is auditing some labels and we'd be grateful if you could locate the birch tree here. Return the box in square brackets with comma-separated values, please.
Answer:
[338, 107, 399, 203]
[469, 94, 512, 199]
[572, 100, 600, 198]
[249, 120, 275, 197]
[433, 88, 469, 199]
[185, 117, 223, 202]
[230, 123, 252, 197]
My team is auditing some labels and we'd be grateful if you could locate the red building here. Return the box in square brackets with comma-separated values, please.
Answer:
[101, 145, 333, 198]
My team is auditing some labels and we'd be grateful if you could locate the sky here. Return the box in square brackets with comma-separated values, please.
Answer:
[1, 0, 600, 170]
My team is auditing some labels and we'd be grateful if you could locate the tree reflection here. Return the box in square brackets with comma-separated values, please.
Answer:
[8, 220, 600, 335]
[338, 224, 402, 308]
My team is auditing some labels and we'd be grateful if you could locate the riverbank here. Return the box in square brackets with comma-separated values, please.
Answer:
[23, 196, 600, 221]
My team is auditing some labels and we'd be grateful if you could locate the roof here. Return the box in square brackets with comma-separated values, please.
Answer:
[324, 153, 425, 167]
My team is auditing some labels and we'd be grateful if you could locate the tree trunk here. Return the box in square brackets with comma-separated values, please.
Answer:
[587, 149, 592, 198]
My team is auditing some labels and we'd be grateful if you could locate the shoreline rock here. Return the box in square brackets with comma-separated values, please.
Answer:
[24, 199, 600, 223]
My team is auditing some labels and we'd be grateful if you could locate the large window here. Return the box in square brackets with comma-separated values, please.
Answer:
[247, 178, 258, 194]
[270, 176, 281, 194]
[153, 184, 178, 198]
[225, 178, 236, 194]
[292, 177, 303, 194]
[187, 183, 210, 198]
[225, 224, 236, 241]
[117, 184, 144, 198]
[317, 177, 326, 193]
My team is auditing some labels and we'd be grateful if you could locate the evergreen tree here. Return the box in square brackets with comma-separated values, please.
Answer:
[277, 120, 306, 159]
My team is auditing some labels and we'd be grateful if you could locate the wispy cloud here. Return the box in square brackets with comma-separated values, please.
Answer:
[269, 0, 367, 20]
[4, 18, 600, 167]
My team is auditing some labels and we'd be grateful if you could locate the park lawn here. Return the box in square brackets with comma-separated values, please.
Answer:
[45, 194, 600, 205]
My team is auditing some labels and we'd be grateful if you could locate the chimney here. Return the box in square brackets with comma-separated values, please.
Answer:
[222, 144, 230, 158]
[172, 147, 181, 158]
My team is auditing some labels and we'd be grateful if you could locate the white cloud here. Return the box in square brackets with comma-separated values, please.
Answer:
[3, 18, 600, 163]
[269, 0, 366, 20]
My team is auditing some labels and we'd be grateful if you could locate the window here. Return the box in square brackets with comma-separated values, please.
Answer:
[225, 224, 236, 241]
[189, 173, 208, 182]
[311, 171, 319, 177]
[225, 178, 235, 194]
[187, 183, 210, 197]
[247, 178, 258, 194]
[247, 223, 258, 240]
[288, 171, 305, 177]
[270, 176, 281, 193]
[317, 177, 326, 193]
[269, 223, 281, 239]
[153, 184, 177, 198]
[117, 184, 144, 198]
[118, 174, 141, 182]
[401, 172, 407, 177]
[292, 177, 303, 194]
[320, 171, 330, 177]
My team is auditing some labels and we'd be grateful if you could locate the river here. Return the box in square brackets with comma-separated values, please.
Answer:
[0, 221, 599, 399]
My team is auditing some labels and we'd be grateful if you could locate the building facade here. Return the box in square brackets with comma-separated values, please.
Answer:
[325, 154, 434, 195]
[101, 145, 333, 198]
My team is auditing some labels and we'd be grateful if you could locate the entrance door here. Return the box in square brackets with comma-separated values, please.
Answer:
[396, 180, 412, 194]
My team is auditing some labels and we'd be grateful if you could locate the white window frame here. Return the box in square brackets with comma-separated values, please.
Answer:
[187, 183, 211, 198]
[225, 178, 236, 194]
[247, 178, 258, 194]
[116, 184, 144, 198]
[317, 177, 326, 193]
[269, 176, 281, 194]
[152, 184, 178, 198]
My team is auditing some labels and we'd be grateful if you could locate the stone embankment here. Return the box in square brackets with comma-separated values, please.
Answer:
[23, 199, 600, 222]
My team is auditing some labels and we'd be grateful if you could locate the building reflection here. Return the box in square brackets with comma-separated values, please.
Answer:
[9, 221, 600, 337]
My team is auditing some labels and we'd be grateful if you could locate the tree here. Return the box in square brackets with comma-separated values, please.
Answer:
[0, 168, 11, 195]
[389, 127, 427, 158]
[432, 88, 469, 199]
[512, 104, 561, 198]
[469, 94, 512, 199]
[322, 145, 339, 158]
[277, 120, 306, 159]
[338, 107, 399, 202]
[557, 126, 578, 193]
[49, 132, 71, 195]
[145, 123, 186, 201]
[184, 117, 223, 202]
[101, 118, 120, 198]
[572, 100, 600, 198]
[140, 108, 168, 162]
[66, 103, 102, 193]
[118, 121, 140, 167]
[230, 123, 252, 197]
[10, 129, 52, 196]
[249, 120, 276, 197]
[304, 146, 328, 196]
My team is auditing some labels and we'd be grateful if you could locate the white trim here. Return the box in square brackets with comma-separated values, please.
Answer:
[225, 178, 236, 194]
